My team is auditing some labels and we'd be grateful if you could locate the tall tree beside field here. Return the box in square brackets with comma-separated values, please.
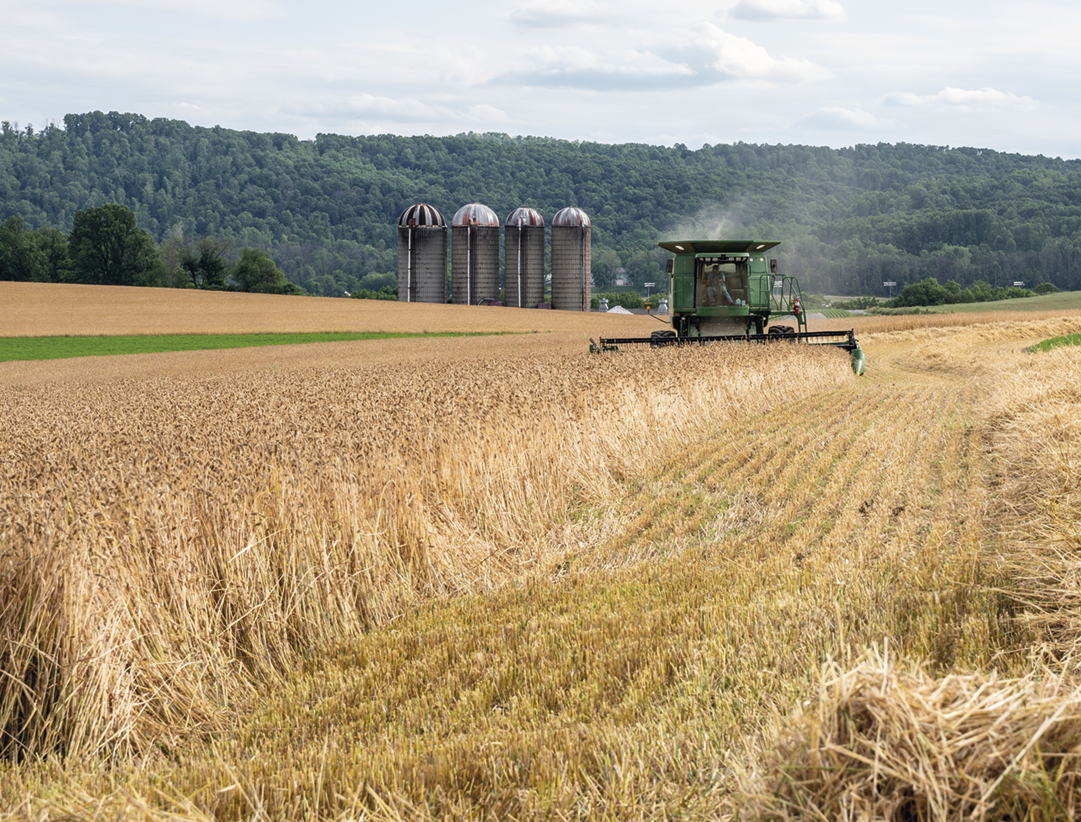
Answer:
[233, 247, 300, 294]
[160, 234, 233, 289]
[0, 216, 46, 281]
[1, 216, 44, 281]
[0, 217, 71, 282]
[188, 238, 230, 290]
[69, 204, 163, 286]
[32, 226, 73, 283]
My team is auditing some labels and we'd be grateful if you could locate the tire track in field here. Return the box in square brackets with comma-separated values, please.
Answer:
[632, 395, 854, 555]
[577, 334, 1013, 675]
[592, 339, 991, 583]
[598, 385, 907, 561]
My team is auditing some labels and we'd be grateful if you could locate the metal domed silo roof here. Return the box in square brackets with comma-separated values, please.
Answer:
[552, 207, 590, 227]
[398, 203, 446, 227]
[506, 207, 545, 227]
[452, 203, 499, 227]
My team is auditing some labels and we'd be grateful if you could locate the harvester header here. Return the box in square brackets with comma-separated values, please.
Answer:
[591, 239, 866, 375]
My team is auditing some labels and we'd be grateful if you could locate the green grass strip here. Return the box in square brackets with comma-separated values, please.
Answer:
[1030, 333, 1081, 354]
[0, 331, 503, 363]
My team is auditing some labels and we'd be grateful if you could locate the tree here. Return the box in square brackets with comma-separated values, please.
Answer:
[161, 234, 232, 289]
[0, 218, 70, 282]
[591, 246, 621, 289]
[0, 216, 47, 281]
[192, 239, 230, 289]
[159, 235, 195, 288]
[69, 204, 163, 286]
[233, 248, 301, 294]
[890, 277, 949, 307]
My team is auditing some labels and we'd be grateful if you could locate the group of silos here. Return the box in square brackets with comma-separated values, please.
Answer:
[396, 203, 592, 311]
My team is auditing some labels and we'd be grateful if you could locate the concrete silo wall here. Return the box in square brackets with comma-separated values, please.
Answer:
[397, 226, 447, 303]
[451, 225, 500, 305]
[551, 225, 591, 311]
[504, 224, 546, 308]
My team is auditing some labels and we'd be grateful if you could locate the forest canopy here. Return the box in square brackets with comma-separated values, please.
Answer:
[1, 112, 1080, 297]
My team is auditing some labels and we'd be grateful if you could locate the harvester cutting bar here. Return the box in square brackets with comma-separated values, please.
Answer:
[590, 328, 866, 374]
[592, 329, 860, 350]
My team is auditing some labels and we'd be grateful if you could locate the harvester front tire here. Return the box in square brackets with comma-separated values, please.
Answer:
[768, 325, 796, 342]
[650, 330, 678, 347]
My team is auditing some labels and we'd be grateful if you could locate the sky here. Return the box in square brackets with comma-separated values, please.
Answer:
[2, 0, 1079, 159]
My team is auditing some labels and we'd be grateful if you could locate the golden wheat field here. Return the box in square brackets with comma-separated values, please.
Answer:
[2, 285, 1081, 820]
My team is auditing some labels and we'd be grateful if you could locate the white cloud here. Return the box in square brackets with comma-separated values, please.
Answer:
[679, 22, 829, 82]
[728, 0, 845, 22]
[509, 0, 610, 28]
[881, 87, 1039, 112]
[58, 0, 288, 20]
[342, 95, 510, 128]
[495, 23, 826, 90]
[345, 94, 455, 122]
[3, 0, 1080, 157]
[494, 44, 693, 90]
[796, 107, 882, 130]
[465, 104, 510, 123]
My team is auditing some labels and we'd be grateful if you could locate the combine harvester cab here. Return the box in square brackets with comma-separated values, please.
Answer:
[591, 240, 866, 375]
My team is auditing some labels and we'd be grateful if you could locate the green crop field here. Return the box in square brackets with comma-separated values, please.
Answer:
[0, 331, 503, 362]
[926, 289, 1081, 314]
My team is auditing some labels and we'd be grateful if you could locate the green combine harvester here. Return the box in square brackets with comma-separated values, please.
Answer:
[591, 240, 866, 375]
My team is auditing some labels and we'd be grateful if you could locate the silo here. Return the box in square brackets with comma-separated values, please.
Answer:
[504, 207, 545, 308]
[451, 203, 500, 305]
[550, 207, 591, 311]
[397, 203, 447, 303]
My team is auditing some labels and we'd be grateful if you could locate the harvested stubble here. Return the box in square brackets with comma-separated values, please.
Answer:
[727, 324, 1081, 822]
[731, 649, 1081, 821]
[0, 339, 852, 760]
[985, 341, 1081, 661]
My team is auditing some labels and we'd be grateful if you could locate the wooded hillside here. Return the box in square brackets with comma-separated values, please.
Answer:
[2, 112, 1080, 296]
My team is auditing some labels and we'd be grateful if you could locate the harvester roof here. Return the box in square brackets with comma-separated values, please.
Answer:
[657, 240, 780, 255]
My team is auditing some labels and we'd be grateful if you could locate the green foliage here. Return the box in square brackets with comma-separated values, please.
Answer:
[0, 216, 70, 282]
[833, 295, 882, 310]
[161, 234, 233, 289]
[233, 247, 301, 294]
[867, 306, 935, 315]
[1035, 282, 1060, 295]
[349, 286, 397, 301]
[886, 277, 1034, 308]
[1030, 333, 1081, 353]
[69, 204, 163, 286]
[591, 291, 645, 309]
[4, 113, 1081, 297]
